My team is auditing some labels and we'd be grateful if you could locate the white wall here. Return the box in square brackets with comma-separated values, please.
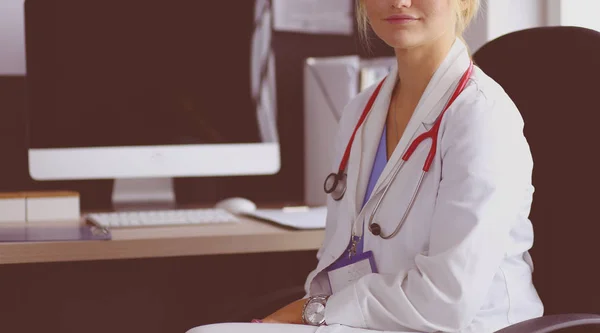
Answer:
[0, 0, 26, 75]
[463, 0, 489, 53]
[487, 0, 546, 40]
[464, 0, 548, 53]
[465, 0, 600, 54]
[549, 0, 600, 31]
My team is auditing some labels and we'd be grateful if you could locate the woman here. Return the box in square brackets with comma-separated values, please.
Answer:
[188, 0, 543, 332]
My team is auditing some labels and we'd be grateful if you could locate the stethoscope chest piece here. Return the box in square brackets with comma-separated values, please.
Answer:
[369, 223, 382, 236]
[324, 172, 347, 201]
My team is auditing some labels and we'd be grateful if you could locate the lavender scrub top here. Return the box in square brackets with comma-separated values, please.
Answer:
[330, 125, 389, 264]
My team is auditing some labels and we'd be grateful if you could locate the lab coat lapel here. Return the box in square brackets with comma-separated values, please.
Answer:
[370, 38, 472, 196]
[345, 69, 398, 218]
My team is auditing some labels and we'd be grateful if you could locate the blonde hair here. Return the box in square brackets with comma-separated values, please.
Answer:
[356, 0, 480, 49]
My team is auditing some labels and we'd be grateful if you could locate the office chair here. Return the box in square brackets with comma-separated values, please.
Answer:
[229, 26, 600, 332]
[473, 26, 600, 332]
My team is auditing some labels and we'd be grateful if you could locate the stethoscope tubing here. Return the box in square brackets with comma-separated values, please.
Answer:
[325, 61, 474, 240]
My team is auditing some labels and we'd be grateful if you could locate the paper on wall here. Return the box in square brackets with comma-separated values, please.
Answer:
[273, 0, 354, 35]
[0, 0, 26, 75]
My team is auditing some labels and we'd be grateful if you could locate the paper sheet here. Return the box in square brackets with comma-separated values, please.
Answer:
[245, 206, 327, 230]
[328, 257, 373, 293]
[272, 0, 354, 35]
[0, 0, 26, 75]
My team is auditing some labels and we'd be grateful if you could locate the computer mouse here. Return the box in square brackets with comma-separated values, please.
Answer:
[215, 197, 257, 215]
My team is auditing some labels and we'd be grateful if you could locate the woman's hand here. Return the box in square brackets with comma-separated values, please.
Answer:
[261, 298, 308, 324]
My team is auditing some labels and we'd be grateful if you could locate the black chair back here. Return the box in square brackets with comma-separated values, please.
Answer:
[473, 26, 600, 316]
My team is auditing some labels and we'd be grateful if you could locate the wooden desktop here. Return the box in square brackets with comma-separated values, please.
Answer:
[0, 215, 325, 265]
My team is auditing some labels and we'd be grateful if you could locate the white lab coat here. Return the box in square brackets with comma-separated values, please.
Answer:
[187, 38, 544, 333]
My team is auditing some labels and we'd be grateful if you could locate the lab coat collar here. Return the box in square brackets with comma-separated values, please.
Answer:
[344, 56, 399, 220]
[417, 38, 472, 126]
[348, 38, 472, 219]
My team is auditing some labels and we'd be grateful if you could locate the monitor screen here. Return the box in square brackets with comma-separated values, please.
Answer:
[25, 0, 273, 149]
[24, 0, 280, 181]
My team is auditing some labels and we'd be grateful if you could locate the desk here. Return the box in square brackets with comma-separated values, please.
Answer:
[0, 216, 325, 265]
[0, 215, 325, 333]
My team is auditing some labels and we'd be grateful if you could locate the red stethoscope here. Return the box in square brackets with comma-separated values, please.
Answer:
[324, 61, 474, 239]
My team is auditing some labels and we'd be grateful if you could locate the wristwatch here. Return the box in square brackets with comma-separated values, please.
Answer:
[302, 295, 330, 326]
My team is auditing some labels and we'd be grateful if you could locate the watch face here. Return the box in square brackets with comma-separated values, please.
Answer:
[305, 302, 326, 325]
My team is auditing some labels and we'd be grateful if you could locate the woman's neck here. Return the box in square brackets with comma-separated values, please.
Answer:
[393, 34, 457, 101]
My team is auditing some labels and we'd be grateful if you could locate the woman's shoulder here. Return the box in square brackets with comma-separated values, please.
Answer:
[444, 65, 525, 129]
[471, 66, 517, 106]
[440, 65, 533, 167]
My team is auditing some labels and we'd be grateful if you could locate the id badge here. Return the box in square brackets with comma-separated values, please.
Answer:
[326, 251, 378, 294]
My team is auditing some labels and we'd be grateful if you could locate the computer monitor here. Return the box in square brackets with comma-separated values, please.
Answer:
[24, 0, 279, 207]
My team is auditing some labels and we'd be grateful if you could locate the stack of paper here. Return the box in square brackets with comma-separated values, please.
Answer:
[245, 206, 327, 230]
[0, 191, 80, 224]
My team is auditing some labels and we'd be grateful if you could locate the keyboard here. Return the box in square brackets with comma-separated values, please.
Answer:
[86, 208, 240, 228]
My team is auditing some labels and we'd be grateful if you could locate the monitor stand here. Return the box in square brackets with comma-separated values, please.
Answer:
[111, 178, 176, 210]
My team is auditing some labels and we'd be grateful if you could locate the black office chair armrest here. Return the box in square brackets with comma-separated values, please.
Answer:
[495, 314, 600, 333]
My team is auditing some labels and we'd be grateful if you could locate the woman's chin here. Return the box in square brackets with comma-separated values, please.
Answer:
[382, 33, 424, 50]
